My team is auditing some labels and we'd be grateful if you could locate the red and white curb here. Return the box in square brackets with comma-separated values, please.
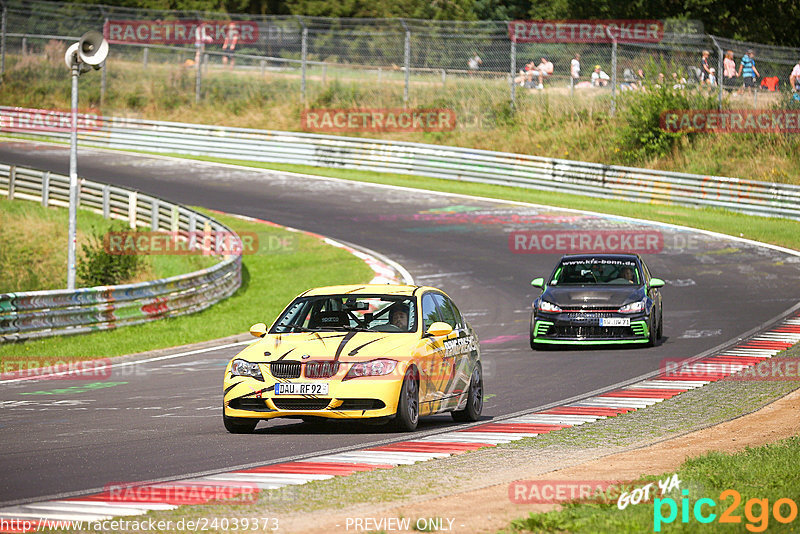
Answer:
[1, 314, 798, 532]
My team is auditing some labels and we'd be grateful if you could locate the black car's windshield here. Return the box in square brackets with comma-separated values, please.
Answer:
[550, 258, 642, 286]
[270, 295, 418, 333]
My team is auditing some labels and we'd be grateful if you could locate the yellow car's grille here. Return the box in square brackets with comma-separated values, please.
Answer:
[305, 361, 340, 379]
[268, 362, 301, 379]
[272, 398, 331, 410]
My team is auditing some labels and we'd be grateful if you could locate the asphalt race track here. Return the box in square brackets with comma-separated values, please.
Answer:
[2, 141, 799, 505]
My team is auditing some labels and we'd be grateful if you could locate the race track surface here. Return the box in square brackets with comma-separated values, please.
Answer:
[1, 141, 799, 505]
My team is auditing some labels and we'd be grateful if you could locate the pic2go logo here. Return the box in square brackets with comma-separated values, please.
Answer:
[654, 489, 798, 532]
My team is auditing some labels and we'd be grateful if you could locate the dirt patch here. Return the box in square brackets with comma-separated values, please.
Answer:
[277, 386, 800, 533]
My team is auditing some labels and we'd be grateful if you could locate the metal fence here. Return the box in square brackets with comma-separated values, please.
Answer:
[0, 162, 242, 342]
[1, 0, 799, 116]
[3, 106, 798, 221]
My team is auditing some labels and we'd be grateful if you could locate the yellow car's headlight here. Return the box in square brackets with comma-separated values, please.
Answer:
[343, 359, 398, 381]
[230, 359, 264, 381]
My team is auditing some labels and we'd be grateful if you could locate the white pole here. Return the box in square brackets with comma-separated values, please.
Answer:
[67, 62, 79, 289]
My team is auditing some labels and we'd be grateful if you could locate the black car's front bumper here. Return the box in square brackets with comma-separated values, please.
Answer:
[532, 311, 650, 345]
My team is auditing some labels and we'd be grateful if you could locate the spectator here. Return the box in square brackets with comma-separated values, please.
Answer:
[700, 50, 713, 85]
[468, 53, 482, 71]
[708, 67, 717, 86]
[529, 57, 553, 89]
[791, 58, 800, 92]
[514, 59, 536, 87]
[194, 21, 212, 67]
[672, 72, 686, 90]
[723, 50, 738, 91]
[760, 76, 779, 91]
[637, 68, 646, 87]
[570, 53, 581, 86]
[591, 65, 609, 87]
[222, 21, 239, 69]
[738, 49, 760, 93]
[622, 68, 640, 90]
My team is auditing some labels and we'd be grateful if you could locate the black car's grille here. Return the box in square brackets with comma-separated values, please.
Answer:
[268, 362, 302, 379]
[565, 312, 615, 318]
[561, 306, 619, 312]
[304, 361, 340, 379]
[272, 398, 331, 410]
[228, 398, 274, 412]
[548, 325, 634, 339]
[337, 399, 386, 411]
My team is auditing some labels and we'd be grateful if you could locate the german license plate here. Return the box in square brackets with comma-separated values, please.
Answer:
[600, 318, 630, 327]
[274, 383, 329, 395]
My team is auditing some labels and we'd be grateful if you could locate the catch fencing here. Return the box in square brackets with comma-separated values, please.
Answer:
[3, 106, 799, 222]
[1, 0, 800, 116]
[0, 161, 242, 342]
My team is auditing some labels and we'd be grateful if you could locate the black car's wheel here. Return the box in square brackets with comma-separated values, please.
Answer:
[657, 308, 663, 339]
[223, 406, 258, 434]
[647, 314, 657, 347]
[452, 362, 483, 422]
[530, 315, 543, 350]
[394, 367, 419, 432]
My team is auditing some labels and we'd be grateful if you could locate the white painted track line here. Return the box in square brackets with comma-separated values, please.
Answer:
[509, 415, 602, 424]
[630, 380, 710, 388]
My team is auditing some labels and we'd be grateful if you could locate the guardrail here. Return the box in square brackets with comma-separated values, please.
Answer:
[0, 162, 242, 342]
[2, 106, 799, 221]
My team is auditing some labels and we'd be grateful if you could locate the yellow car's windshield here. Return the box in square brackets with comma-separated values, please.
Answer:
[270, 295, 418, 333]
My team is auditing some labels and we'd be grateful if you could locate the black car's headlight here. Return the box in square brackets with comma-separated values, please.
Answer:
[619, 299, 647, 314]
[230, 359, 264, 380]
[537, 300, 562, 313]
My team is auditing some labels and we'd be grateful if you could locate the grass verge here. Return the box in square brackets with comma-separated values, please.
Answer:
[0, 209, 373, 359]
[506, 436, 800, 533]
[0, 196, 215, 292]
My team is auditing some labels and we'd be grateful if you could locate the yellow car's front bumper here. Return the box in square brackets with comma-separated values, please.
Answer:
[223, 373, 404, 421]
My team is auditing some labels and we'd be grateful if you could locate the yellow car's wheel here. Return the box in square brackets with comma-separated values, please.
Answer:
[223, 405, 258, 434]
[452, 362, 483, 422]
[394, 367, 419, 432]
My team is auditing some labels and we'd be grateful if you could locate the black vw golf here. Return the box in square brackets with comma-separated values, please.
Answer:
[529, 254, 664, 349]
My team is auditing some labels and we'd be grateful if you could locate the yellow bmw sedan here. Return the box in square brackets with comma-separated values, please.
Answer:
[223, 285, 483, 433]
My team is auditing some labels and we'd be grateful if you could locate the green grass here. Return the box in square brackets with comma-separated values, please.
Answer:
[177, 155, 800, 253]
[0, 196, 215, 292]
[504, 435, 800, 533]
[0, 209, 373, 359]
[2, 51, 800, 184]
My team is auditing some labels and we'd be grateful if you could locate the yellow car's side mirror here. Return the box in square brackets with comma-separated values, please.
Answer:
[426, 321, 453, 337]
[249, 323, 267, 338]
